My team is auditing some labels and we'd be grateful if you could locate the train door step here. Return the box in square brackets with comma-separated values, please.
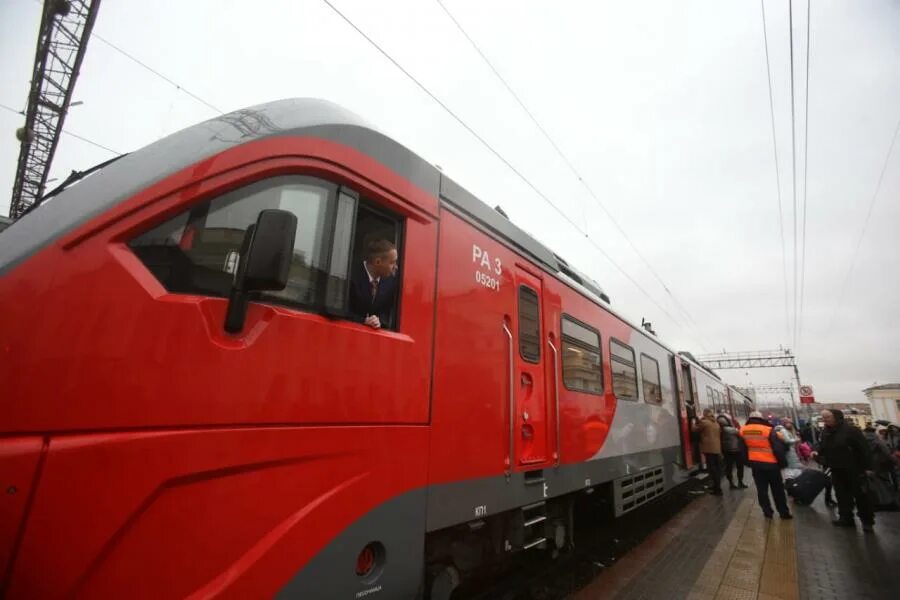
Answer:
[521, 500, 547, 550]
[524, 469, 545, 486]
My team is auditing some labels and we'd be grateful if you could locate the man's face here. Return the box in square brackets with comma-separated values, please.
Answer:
[821, 410, 836, 427]
[371, 249, 398, 278]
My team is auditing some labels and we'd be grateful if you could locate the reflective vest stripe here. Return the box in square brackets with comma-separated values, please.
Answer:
[741, 424, 777, 464]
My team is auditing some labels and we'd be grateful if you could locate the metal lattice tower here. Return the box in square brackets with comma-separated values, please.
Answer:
[695, 350, 805, 421]
[695, 349, 798, 369]
[9, 0, 102, 219]
[748, 382, 795, 395]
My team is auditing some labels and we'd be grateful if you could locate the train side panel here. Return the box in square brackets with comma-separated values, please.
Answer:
[0, 136, 440, 599]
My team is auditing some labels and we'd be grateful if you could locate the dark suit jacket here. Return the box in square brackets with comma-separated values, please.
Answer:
[349, 261, 398, 327]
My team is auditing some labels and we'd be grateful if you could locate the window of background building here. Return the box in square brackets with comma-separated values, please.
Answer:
[518, 286, 540, 362]
[610, 339, 638, 400]
[640, 354, 662, 404]
[561, 316, 602, 394]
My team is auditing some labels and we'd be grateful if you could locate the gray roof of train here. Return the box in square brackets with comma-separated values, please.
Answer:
[0, 98, 727, 378]
[1, 99, 430, 273]
[0, 97, 606, 306]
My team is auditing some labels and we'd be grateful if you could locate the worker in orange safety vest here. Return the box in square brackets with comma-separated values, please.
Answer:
[740, 411, 792, 519]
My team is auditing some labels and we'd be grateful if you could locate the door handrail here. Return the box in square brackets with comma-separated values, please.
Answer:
[502, 321, 514, 480]
[548, 338, 561, 466]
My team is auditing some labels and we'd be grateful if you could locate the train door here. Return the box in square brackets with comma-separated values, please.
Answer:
[725, 388, 736, 422]
[512, 267, 550, 467]
[675, 359, 697, 468]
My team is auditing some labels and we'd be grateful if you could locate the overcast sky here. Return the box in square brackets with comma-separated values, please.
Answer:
[1, 0, 898, 405]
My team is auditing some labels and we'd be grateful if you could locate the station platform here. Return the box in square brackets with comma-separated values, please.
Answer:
[573, 479, 900, 600]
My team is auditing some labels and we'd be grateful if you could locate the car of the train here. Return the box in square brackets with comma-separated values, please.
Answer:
[0, 99, 753, 599]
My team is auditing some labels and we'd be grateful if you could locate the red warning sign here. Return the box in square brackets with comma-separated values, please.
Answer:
[799, 385, 815, 404]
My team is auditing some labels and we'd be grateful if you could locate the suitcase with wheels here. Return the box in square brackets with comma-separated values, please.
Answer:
[785, 468, 829, 505]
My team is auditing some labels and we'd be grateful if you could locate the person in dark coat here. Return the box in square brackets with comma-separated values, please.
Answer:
[349, 239, 398, 329]
[866, 425, 900, 499]
[813, 409, 875, 530]
[800, 422, 815, 445]
[717, 414, 748, 489]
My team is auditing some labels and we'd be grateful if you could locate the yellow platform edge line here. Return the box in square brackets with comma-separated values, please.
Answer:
[687, 497, 801, 600]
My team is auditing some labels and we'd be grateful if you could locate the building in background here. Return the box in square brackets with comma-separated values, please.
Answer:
[818, 402, 872, 416]
[864, 383, 900, 425]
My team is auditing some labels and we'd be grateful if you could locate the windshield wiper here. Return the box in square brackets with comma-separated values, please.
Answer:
[19, 153, 130, 218]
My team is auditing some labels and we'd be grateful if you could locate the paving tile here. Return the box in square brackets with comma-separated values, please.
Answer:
[713, 584, 757, 600]
[793, 489, 900, 600]
[576, 476, 900, 600]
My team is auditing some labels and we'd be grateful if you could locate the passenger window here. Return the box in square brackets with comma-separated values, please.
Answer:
[561, 316, 602, 395]
[706, 386, 713, 410]
[640, 354, 662, 404]
[518, 286, 540, 362]
[610, 339, 638, 400]
[129, 175, 403, 327]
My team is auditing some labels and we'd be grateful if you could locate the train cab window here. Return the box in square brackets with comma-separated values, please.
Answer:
[560, 316, 602, 394]
[349, 201, 403, 330]
[518, 286, 540, 362]
[610, 339, 638, 401]
[129, 175, 403, 328]
[640, 354, 662, 404]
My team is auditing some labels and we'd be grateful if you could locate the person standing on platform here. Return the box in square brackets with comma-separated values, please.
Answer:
[775, 418, 803, 472]
[740, 411, 792, 519]
[692, 409, 723, 495]
[800, 421, 815, 445]
[717, 415, 748, 489]
[813, 409, 875, 531]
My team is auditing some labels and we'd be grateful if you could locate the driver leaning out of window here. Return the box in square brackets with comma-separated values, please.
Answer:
[349, 239, 398, 329]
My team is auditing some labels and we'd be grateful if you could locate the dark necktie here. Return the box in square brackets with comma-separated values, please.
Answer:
[371, 278, 379, 301]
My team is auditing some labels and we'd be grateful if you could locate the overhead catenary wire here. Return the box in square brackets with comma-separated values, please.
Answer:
[435, 0, 713, 351]
[788, 0, 800, 353]
[91, 33, 224, 115]
[797, 0, 811, 353]
[25, 0, 223, 116]
[825, 113, 900, 336]
[759, 0, 792, 345]
[320, 0, 704, 347]
[0, 101, 121, 154]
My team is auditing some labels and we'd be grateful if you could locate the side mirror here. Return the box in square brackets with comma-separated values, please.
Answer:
[224, 209, 297, 334]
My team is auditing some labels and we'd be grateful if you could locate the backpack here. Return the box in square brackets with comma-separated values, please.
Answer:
[721, 426, 741, 454]
[770, 428, 788, 468]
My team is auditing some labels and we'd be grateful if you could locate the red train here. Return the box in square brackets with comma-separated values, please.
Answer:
[0, 99, 751, 599]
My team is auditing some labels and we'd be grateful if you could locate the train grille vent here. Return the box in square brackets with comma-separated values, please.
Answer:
[613, 467, 666, 516]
